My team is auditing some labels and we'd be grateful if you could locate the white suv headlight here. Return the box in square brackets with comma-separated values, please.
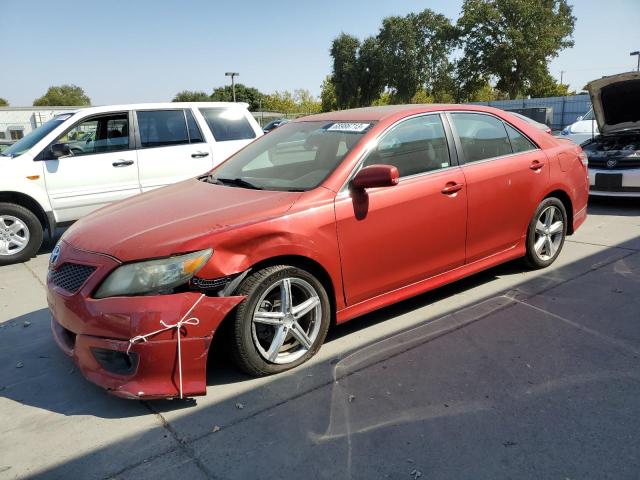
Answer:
[94, 249, 212, 298]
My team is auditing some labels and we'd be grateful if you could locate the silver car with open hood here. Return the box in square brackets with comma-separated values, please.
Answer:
[583, 72, 640, 197]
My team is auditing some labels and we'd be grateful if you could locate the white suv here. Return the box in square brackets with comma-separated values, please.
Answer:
[0, 102, 262, 265]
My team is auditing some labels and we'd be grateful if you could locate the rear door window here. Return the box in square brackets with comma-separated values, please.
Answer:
[137, 110, 189, 148]
[450, 113, 512, 163]
[504, 124, 536, 153]
[199, 108, 256, 142]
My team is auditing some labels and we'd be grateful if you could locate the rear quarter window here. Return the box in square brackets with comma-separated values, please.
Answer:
[199, 108, 256, 142]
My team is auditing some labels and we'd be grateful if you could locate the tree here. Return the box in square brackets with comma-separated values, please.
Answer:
[320, 76, 337, 112]
[356, 37, 386, 106]
[330, 33, 361, 109]
[294, 89, 322, 114]
[0, 98, 8, 107]
[210, 84, 265, 111]
[33, 84, 91, 106]
[457, 0, 576, 99]
[263, 91, 297, 114]
[527, 70, 575, 97]
[172, 90, 211, 102]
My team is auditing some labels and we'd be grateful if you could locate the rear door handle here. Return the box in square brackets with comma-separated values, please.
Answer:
[441, 182, 464, 195]
[112, 160, 134, 167]
[529, 160, 545, 171]
[191, 151, 210, 158]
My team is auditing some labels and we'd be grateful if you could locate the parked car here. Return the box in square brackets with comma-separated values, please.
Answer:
[507, 111, 552, 134]
[582, 71, 640, 197]
[560, 108, 598, 145]
[47, 104, 588, 399]
[263, 118, 289, 133]
[0, 102, 262, 264]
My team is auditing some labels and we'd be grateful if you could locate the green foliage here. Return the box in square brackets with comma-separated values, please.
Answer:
[527, 71, 576, 97]
[0, 98, 8, 107]
[263, 90, 321, 115]
[457, 0, 576, 99]
[330, 33, 361, 109]
[172, 90, 211, 102]
[320, 76, 337, 112]
[210, 84, 265, 111]
[33, 84, 91, 106]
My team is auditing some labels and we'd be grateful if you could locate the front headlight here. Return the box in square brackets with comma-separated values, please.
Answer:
[561, 126, 571, 135]
[94, 249, 212, 298]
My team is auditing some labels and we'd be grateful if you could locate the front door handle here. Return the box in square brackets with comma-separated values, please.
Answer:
[529, 160, 545, 171]
[441, 182, 464, 195]
[191, 151, 210, 158]
[112, 160, 134, 167]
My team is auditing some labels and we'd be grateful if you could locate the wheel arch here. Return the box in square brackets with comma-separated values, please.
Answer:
[544, 189, 574, 234]
[0, 191, 52, 236]
[248, 254, 338, 324]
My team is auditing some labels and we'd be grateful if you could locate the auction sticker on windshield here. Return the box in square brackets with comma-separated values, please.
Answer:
[327, 123, 371, 133]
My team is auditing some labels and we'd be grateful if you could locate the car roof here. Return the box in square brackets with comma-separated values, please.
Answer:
[294, 104, 508, 123]
[66, 102, 249, 116]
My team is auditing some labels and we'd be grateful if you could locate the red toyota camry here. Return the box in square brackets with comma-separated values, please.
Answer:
[47, 105, 588, 399]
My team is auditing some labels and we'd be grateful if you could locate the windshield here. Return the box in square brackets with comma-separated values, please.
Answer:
[0, 114, 72, 158]
[582, 108, 595, 121]
[208, 120, 374, 191]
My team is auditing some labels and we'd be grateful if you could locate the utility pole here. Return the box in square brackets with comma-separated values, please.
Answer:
[631, 51, 640, 72]
[560, 70, 565, 85]
[225, 72, 240, 102]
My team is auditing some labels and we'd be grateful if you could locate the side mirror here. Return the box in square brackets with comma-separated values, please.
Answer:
[351, 164, 399, 189]
[576, 115, 583, 122]
[50, 143, 71, 158]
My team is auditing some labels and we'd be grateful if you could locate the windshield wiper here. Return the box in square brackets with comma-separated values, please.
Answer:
[213, 177, 263, 190]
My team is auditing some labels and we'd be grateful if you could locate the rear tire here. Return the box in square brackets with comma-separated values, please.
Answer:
[231, 265, 331, 377]
[0, 203, 44, 266]
[524, 197, 567, 269]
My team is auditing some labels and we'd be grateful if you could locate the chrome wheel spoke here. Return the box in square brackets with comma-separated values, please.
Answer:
[0, 242, 8, 255]
[292, 296, 320, 319]
[290, 322, 313, 350]
[253, 311, 284, 325]
[0, 215, 29, 256]
[545, 235, 554, 256]
[549, 220, 563, 235]
[266, 325, 287, 362]
[280, 278, 293, 314]
[7, 223, 23, 234]
[535, 219, 546, 235]
[544, 208, 555, 227]
[534, 236, 546, 254]
[10, 236, 27, 248]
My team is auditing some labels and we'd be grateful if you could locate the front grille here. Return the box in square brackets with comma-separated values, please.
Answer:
[50, 263, 96, 293]
[588, 158, 640, 169]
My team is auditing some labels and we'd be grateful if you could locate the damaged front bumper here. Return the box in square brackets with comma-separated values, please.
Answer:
[47, 242, 245, 399]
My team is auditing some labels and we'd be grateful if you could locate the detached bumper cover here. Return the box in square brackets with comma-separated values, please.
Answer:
[50, 292, 244, 399]
[47, 241, 244, 399]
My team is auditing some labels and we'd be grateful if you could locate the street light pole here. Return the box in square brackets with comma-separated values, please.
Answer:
[225, 72, 240, 102]
[631, 51, 640, 72]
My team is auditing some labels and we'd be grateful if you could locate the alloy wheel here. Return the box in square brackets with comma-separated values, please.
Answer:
[533, 205, 564, 261]
[251, 277, 322, 364]
[0, 215, 30, 256]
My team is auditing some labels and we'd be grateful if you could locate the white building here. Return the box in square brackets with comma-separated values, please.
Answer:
[0, 107, 82, 141]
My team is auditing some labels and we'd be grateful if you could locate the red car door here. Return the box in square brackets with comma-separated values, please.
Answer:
[447, 112, 550, 263]
[335, 114, 467, 306]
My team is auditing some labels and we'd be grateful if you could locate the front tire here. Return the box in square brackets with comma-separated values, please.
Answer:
[524, 197, 567, 269]
[0, 203, 43, 266]
[231, 265, 331, 376]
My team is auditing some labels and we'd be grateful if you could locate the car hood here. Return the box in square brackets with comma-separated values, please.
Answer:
[62, 178, 301, 261]
[569, 120, 598, 134]
[587, 71, 640, 135]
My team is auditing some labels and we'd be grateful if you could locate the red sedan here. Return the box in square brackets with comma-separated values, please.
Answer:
[47, 105, 589, 399]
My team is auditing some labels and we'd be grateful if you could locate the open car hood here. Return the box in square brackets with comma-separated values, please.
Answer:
[587, 72, 640, 135]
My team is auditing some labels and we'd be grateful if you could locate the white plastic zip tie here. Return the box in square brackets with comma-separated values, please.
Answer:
[126, 294, 206, 399]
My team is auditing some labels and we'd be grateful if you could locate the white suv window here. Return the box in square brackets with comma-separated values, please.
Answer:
[137, 110, 190, 148]
[199, 108, 256, 142]
[52, 113, 129, 157]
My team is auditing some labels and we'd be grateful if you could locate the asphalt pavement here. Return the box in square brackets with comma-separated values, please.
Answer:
[0, 196, 639, 479]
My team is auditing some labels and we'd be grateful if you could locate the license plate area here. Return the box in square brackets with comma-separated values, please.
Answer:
[595, 173, 623, 190]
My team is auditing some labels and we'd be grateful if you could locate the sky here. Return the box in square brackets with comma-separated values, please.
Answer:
[1, 0, 639, 106]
